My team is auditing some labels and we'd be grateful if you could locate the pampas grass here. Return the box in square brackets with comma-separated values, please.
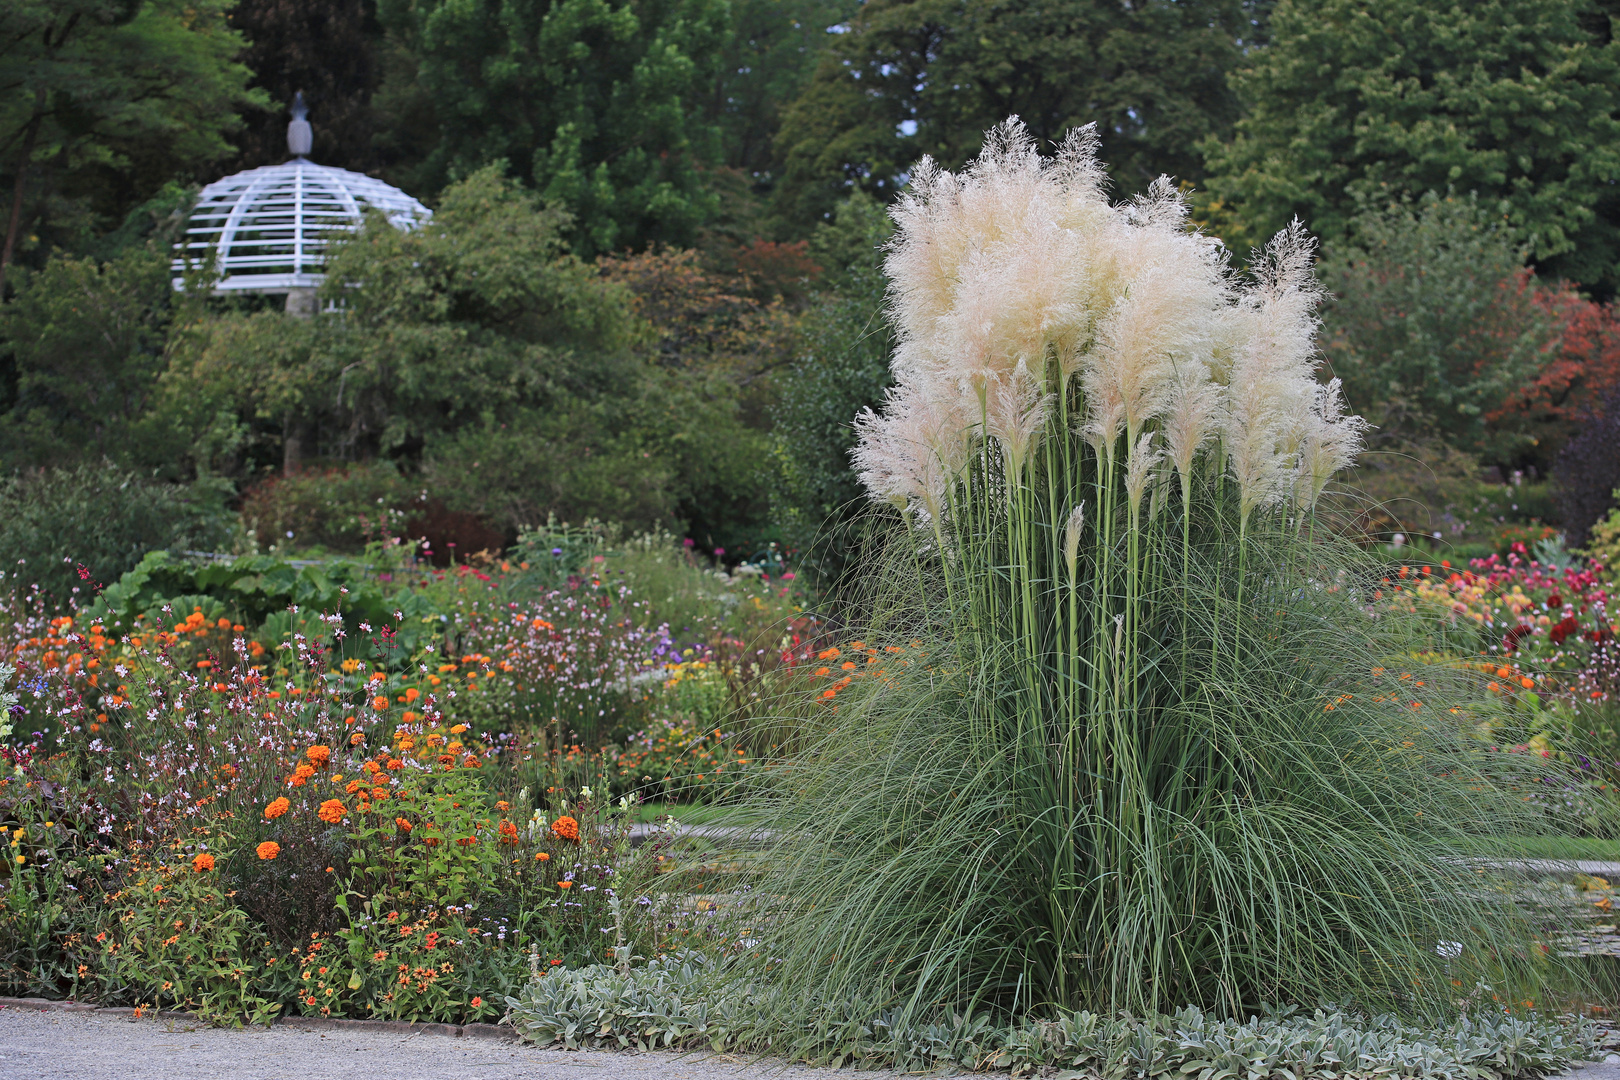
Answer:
[704, 119, 1586, 1037]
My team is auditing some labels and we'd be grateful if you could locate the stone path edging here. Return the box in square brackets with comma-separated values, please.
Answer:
[0, 996, 516, 1041]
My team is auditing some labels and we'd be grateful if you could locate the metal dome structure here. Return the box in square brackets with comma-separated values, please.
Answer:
[171, 93, 430, 300]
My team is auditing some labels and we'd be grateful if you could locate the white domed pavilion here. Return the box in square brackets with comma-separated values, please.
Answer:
[172, 93, 429, 309]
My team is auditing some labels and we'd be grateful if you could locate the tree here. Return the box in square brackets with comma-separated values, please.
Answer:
[224, 0, 389, 174]
[707, 0, 861, 179]
[0, 245, 188, 469]
[1320, 193, 1561, 465]
[771, 0, 1259, 232]
[373, 0, 732, 257]
[769, 191, 894, 584]
[0, 1, 263, 289]
[1205, 0, 1620, 297]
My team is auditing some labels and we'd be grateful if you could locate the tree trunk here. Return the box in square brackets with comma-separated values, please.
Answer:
[0, 90, 48, 299]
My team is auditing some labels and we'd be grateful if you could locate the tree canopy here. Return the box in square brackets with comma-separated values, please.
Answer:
[374, 0, 732, 257]
[0, 0, 262, 288]
[771, 0, 1260, 231]
[1205, 0, 1620, 295]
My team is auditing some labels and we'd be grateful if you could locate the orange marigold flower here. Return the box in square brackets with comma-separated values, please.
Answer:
[557, 881, 572, 889]
[306, 745, 332, 766]
[395, 817, 412, 832]
[496, 800, 510, 813]
[535, 852, 550, 862]
[293, 762, 316, 780]
[454, 836, 477, 847]
[257, 841, 281, 861]
[346, 779, 366, 794]
[437, 753, 456, 767]
[349, 732, 365, 746]
[264, 797, 290, 820]
[404, 688, 420, 703]
[192, 853, 215, 872]
[317, 799, 346, 824]
[551, 815, 580, 842]
[386, 759, 403, 770]
[372, 695, 389, 710]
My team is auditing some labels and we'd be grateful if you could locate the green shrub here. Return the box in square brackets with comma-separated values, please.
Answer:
[0, 462, 234, 602]
[238, 462, 421, 552]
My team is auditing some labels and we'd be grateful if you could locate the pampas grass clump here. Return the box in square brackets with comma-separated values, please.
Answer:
[710, 120, 1584, 1038]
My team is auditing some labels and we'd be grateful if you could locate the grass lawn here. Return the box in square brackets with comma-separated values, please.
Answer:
[1459, 836, 1620, 862]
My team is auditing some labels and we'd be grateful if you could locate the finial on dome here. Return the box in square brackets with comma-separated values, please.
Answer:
[287, 91, 312, 158]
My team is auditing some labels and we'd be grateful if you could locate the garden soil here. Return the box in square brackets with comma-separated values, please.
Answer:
[0, 1007, 972, 1079]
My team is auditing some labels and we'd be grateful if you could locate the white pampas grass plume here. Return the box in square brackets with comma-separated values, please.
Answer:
[983, 367, 1051, 485]
[1222, 219, 1326, 522]
[852, 385, 973, 522]
[1124, 432, 1163, 515]
[1063, 503, 1086, 582]
[1163, 364, 1224, 501]
[1296, 378, 1368, 511]
[862, 119, 1363, 532]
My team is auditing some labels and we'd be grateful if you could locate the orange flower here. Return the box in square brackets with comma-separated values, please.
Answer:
[496, 800, 510, 813]
[306, 745, 332, 767]
[293, 763, 315, 780]
[404, 688, 420, 703]
[317, 799, 346, 824]
[192, 853, 215, 872]
[349, 732, 365, 746]
[557, 881, 572, 889]
[395, 817, 412, 832]
[1520, 676, 1535, 689]
[386, 758, 403, 771]
[535, 852, 550, 862]
[372, 695, 388, 710]
[470, 996, 482, 1008]
[264, 797, 290, 820]
[551, 816, 580, 841]
[257, 841, 280, 861]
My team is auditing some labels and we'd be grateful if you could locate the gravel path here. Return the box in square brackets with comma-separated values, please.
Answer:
[1, 1005, 1614, 1080]
[0, 1008, 954, 1079]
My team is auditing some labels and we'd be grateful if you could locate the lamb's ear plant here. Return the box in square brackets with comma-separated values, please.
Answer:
[708, 120, 1588, 1038]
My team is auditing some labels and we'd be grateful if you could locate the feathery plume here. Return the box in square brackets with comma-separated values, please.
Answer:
[1063, 503, 1086, 582]
[983, 367, 1051, 486]
[1163, 364, 1224, 502]
[1296, 379, 1368, 512]
[1124, 432, 1163, 515]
